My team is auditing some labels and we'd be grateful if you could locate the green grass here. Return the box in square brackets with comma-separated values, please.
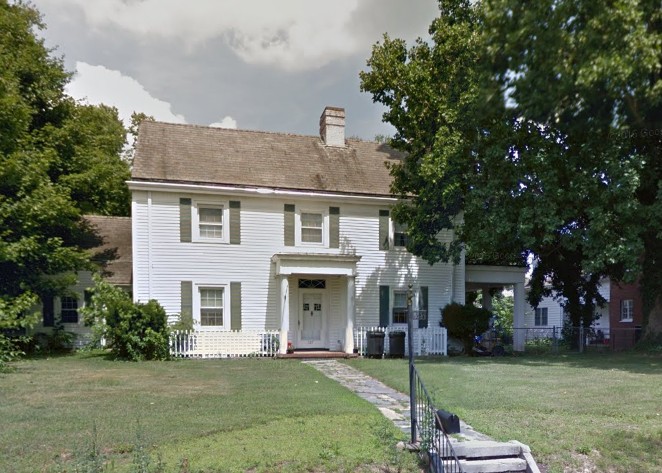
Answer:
[345, 352, 662, 473]
[0, 352, 420, 473]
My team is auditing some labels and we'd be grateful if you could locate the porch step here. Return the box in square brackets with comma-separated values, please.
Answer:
[446, 440, 529, 473]
[457, 457, 527, 473]
[276, 351, 358, 360]
[452, 440, 522, 459]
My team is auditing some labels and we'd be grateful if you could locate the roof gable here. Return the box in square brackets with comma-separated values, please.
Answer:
[132, 121, 403, 196]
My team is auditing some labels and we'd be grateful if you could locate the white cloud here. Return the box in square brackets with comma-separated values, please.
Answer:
[65, 62, 186, 126]
[209, 116, 238, 129]
[41, 0, 364, 71]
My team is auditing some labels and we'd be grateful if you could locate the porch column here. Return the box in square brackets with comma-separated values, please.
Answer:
[344, 275, 356, 354]
[513, 281, 526, 352]
[481, 285, 493, 311]
[279, 276, 289, 354]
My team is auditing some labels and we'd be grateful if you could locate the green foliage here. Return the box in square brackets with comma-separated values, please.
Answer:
[0, 292, 38, 369]
[360, 0, 662, 335]
[491, 293, 513, 339]
[441, 302, 491, 354]
[83, 277, 170, 361]
[1, 0, 131, 347]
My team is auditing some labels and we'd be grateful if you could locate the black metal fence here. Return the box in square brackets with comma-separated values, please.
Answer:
[411, 364, 463, 473]
[513, 326, 644, 354]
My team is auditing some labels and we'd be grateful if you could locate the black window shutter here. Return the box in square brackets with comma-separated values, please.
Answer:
[229, 201, 241, 244]
[180, 198, 192, 242]
[379, 210, 390, 250]
[419, 286, 429, 328]
[181, 281, 192, 322]
[329, 207, 340, 248]
[284, 204, 295, 246]
[379, 285, 390, 327]
[230, 282, 242, 331]
[43, 296, 54, 327]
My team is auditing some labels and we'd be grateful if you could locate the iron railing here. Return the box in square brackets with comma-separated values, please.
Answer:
[411, 364, 463, 473]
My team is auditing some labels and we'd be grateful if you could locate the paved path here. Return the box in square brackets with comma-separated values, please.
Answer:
[304, 359, 492, 441]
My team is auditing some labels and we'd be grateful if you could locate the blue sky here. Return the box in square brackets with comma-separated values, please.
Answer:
[33, 0, 439, 140]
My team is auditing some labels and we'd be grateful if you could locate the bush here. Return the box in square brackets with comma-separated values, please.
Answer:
[441, 302, 491, 355]
[83, 276, 170, 361]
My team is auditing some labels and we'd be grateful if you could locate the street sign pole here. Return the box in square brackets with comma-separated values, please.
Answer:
[407, 283, 416, 444]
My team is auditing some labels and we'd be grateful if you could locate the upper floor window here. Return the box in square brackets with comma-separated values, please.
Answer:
[300, 212, 323, 243]
[193, 201, 229, 242]
[393, 221, 409, 247]
[534, 307, 548, 326]
[60, 296, 79, 324]
[620, 299, 633, 322]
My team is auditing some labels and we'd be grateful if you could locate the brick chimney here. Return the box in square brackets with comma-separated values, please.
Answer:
[319, 106, 345, 147]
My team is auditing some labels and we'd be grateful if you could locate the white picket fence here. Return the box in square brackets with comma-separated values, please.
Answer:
[170, 330, 280, 358]
[354, 326, 448, 356]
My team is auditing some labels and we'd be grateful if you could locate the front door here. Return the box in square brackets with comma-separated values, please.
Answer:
[299, 292, 325, 348]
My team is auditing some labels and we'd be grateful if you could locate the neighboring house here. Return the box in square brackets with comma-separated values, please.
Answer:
[609, 280, 643, 350]
[524, 279, 611, 337]
[32, 215, 132, 347]
[128, 107, 470, 355]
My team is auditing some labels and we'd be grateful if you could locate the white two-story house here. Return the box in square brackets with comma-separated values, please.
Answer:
[128, 107, 468, 355]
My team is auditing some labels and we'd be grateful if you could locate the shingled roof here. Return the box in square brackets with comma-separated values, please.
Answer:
[85, 215, 132, 287]
[132, 120, 404, 197]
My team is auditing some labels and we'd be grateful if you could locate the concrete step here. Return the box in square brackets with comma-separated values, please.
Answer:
[452, 440, 522, 459]
[456, 457, 527, 473]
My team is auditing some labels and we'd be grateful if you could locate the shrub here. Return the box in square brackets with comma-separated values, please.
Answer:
[441, 302, 491, 355]
[83, 276, 170, 361]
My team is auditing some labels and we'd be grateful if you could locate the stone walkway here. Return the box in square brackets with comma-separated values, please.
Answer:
[303, 359, 492, 442]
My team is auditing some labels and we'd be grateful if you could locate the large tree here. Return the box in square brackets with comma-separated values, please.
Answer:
[0, 0, 130, 352]
[361, 0, 661, 336]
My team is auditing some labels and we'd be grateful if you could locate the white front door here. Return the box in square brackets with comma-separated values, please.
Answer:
[298, 292, 325, 348]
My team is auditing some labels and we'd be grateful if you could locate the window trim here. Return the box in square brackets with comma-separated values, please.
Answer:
[59, 296, 79, 324]
[620, 299, 634, 322]
[392, 220, 409, 248]
[392, 289, 408, 325]
[193, 283, 229, 330]
[192, 200, 229, 243]
[295, 206, 329, 247]
[534, 307, 548, 327]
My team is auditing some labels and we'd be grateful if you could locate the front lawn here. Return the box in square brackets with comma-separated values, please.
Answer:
[0, 352, 420, 473]
[346, 352, 662, 473]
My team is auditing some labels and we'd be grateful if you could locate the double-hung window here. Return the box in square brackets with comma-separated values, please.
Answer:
[392, 290, 408, 324]
[60, 296, 79, 324]
[393, 221, 408, 247]
[296, 208, 328, 246]
[620, 299, 634, 322]
[200, 287, 224, 327]
[193, 201, 229, 242]
[301, 212, 323, 243]
[534, 307, 548, 326]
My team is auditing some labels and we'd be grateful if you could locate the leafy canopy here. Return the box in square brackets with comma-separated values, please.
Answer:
[0, 0, 131, 360]
[361, 0, 662, 334]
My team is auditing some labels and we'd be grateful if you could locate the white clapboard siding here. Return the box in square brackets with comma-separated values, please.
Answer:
[133, 190, 461, 348]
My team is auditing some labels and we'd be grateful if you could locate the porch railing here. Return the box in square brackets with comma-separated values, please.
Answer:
[354, 326, 448, 356]
[412, 364, 463, 472]
[170, 330, 280, 358]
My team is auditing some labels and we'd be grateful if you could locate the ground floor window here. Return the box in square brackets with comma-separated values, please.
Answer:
[60, 296, 79, 323]
[534, 307, 548, 326]
[392, 290, 408, 324]
[200, 288, 224, 326]
[620, 299, 634, 322]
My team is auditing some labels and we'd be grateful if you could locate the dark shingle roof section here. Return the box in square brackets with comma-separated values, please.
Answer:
[85, 215, 132, 286]
[132, 121, 403, 196]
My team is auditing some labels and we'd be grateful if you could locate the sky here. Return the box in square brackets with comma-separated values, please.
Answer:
[31, 0, 440, 140]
